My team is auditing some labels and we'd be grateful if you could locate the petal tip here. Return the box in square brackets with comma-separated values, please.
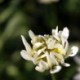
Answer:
[28, 30, 35, 39]
[62, 27, 69, 39]
[69, 46, 79, 57]
[21, 35, 24, 39]
[50, 66, 61, 74]
[20, 50, 27, 60]
[63, 63, 70, 67]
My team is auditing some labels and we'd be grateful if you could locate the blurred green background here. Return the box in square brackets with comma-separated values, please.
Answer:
[0, 0, 80, 80]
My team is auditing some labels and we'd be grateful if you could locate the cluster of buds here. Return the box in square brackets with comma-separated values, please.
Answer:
[20, 27, 78, 74]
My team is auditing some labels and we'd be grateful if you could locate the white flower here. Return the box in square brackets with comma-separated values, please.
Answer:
[20, 26, 79, 74]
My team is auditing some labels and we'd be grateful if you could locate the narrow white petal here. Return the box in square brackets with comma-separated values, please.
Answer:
[62, 63, 70, 67]
[20, 50, 31, 60]
[33, 42, 43, 49]
[52, 26, 60, 40]
[35, 66, 44, 72]
[53, 43, 63, 49]
[54, 53, 64, 64]
[53, 36, 60, 41]
[50, 52, 58, 65]
[21, 35, 31, 53]
[59, 31, 62, 36]
[40, 60, 48, 69]
[37, 47, 46, 55]
[69, 46, 79, 57]
[50, 66, 61, 74]
[35, 66, 43, 72]
[45, 52, 52, 67]
[31, 58, 36, 64]
[60, 27, 69, 47]
[35, 61, 47, 72]
[55, 26, 58, 33]
[62, 27, 69, 39]
[38, 54, 46, 59]
[52, 26, 58, 35]
[47, 38, 56, 49]
[28, 30, 35, 39]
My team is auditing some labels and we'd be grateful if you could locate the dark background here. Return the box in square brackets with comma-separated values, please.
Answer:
[0, 0, 80, 80]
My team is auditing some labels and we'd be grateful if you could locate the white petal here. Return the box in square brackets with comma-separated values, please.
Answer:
[50, 52, 58, 65]
[54, 53, 64, 64]
[33, 42, 43, 49]
[40, 60, 48, 69]
[45, 52, 52, 67]
[35, 66, 44, 72]
[60, 27, 69, 47]
[21, 35, 31, 53]
[28, 30, 35, 39]
[47, 38, 56, 49]
[62, 27, 69, 39]
[35, 60, 48, 72]
[38, 54, 46, 60]
[69, 46, 79, 57]
[20, 50, 31, 60]
[53, 35, 60, 41]
[50, 65, 61, 74]
[62, 63, 70, 67]
[52, 26, 60, 40]
[59, 31, 62, 36]
[52, 26, 58, 36]
[37, 47, 46, 55]
[31, 58, 36, 64]
[33, 51, 46, 62]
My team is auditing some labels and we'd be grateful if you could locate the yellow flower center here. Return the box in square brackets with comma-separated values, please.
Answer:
[52, 48, 61, 54]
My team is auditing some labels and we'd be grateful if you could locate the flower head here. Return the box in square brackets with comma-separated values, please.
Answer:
[20, 26, 79, 74]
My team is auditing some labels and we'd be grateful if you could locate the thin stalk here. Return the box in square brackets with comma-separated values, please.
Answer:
[51, 74, 57, 80]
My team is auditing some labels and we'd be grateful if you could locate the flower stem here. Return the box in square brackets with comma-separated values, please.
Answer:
[51, 74, 57, 80]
